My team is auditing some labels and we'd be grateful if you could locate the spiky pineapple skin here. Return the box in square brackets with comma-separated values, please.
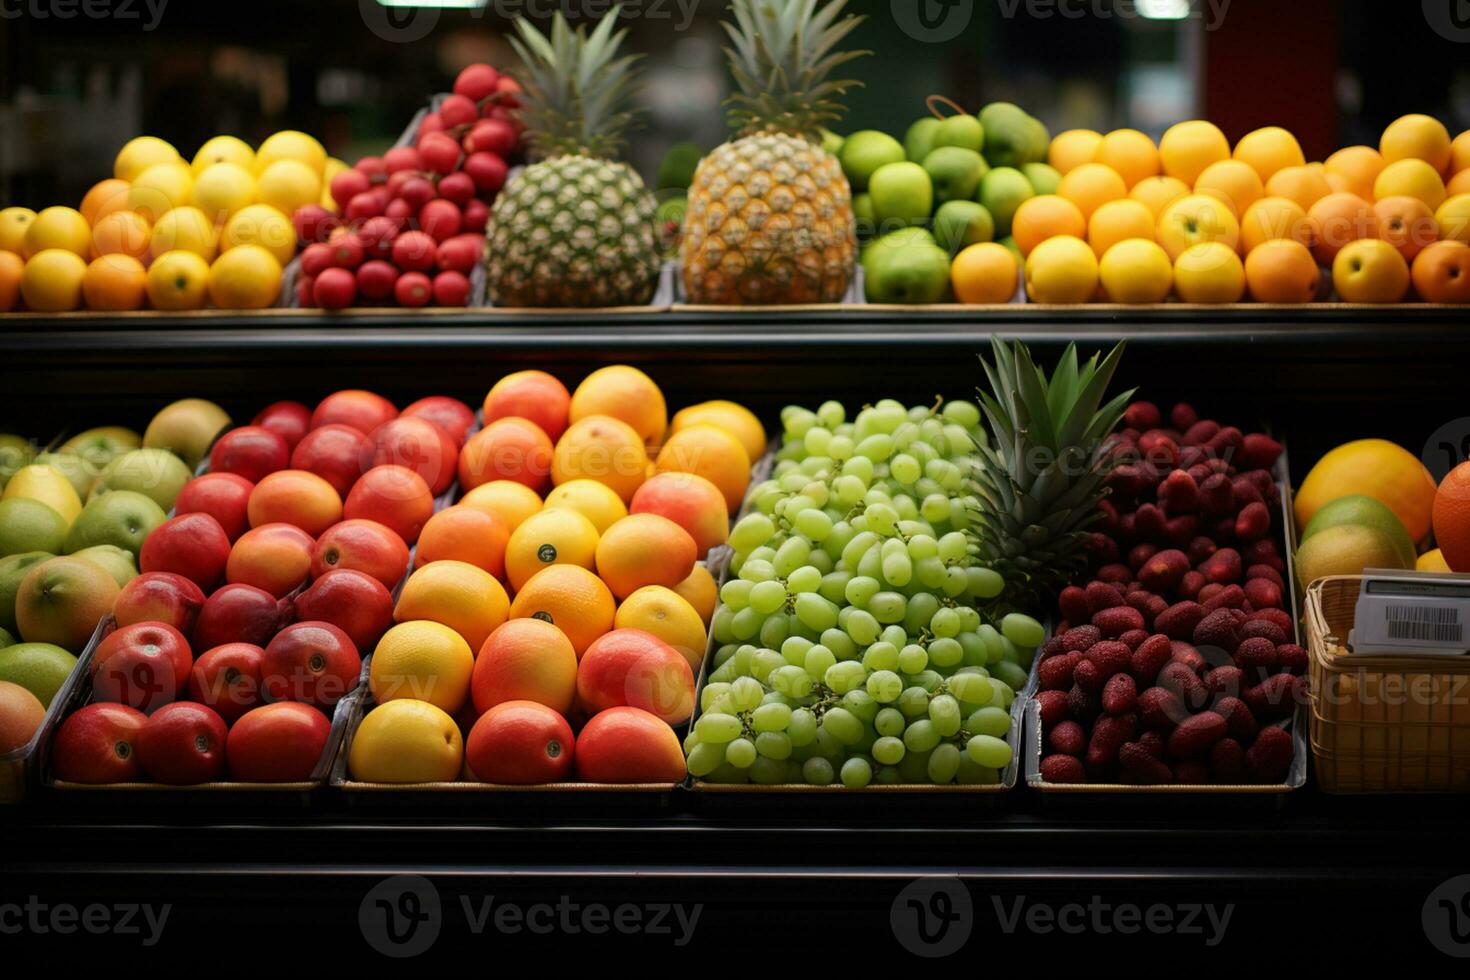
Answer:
[680, 133, 856, 305]
[485, 155, 661, 308]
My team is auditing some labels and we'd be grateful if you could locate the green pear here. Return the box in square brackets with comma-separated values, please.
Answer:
[978, 102, 1033, 169]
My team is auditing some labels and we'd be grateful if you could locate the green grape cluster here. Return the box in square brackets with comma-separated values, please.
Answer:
[685, 398, 1046, 787]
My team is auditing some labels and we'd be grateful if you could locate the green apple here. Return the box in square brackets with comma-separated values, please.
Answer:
[979, 167, 1036, 239]
[0, 626, 13, 649]
[904, 118, 942, 163]
[0, 642, 77, 707]
[655, 142, 705, 192]
[933, 200, 995, 254]
[59, 425, 140, 472]
[839, 131, 905, 192]
[933, 114, 985, 154]
[142, 398, 230, 470]
[853, 192, 877, 240]
[33, 451, 98, 501]
[868, 162, 934, 231]
[0, 552, 52, 635]
[88, 449, 192, 513]
[0, 434, 34, 492]
[924, 147, 988, 204]
[71, 544, 137, 588]
[0, 500, 66, 559]
[64, 489, 166, 559]
[1023, 115, 1052, 165]
[862, 229, 952, 304]
[1022, 163, 1062, 196]
[820, 129, 845, 157]
[978, 102, 1033, 169]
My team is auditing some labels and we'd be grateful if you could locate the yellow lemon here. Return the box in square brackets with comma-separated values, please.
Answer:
[504, 507, 600, 592]
[1098, 238, 1172, 304]
[190, 135, 255, 175]
[221, 204, 295, 264]
[347, 699, 463, 784]
[207, 244, 283, 310]
[1172, 241, 1246, 304]
[145, 250, 210, 311]
[149, 206, 219, 263]
[256, 159, 322, 217]
[543, 479, 629, 534]
[1417, 548, 1451, 573]
[672, 564, 718, 626]
[457, 480, 543, 534]
[1159, 120, 1230, 187]
[192, 162, 257, 223]
[1374, 158, 1447, 211]
[255, 131, 327, 177]
[22, 207, 90, 259]
[1095, 128, 1160, 189]
[0, 207, 37, 254]
[393, 560, 510, 654]
[669, 400, 768, 463]
[114, 136, 181, 182]
[2, 464, 82, 525]
[18, 249, 86, 311]
[614, 585, 708, 671]
[127, 163, 194, 224]
[370, 619, 476, 714]
[1024, 235, 1098, 304]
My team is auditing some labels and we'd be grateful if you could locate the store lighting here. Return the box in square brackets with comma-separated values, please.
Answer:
[376, 0, 488, 9]
[1137, 0, 1190, 19]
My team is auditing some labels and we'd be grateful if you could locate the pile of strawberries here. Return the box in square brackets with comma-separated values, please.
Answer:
[1037, 401, 1305, 785]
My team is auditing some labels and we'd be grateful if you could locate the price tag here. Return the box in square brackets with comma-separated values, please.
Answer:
[1349, 569, 1470, 657]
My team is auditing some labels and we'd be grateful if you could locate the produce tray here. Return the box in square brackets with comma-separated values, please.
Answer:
[1022, 437, 1310, 807]
[673, 264, 867, 308]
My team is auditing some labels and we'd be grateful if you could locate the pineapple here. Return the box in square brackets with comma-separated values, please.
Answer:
[680, 0, 868, 304]
[969, 339, 1134, 610]
[484, 8, 661, 307]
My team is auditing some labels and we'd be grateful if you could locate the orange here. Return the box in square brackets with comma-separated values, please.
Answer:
[1372, 196, 1438, 263]
[568, 365, 667, 449]
[128, 163, 194, 224]
[145, 249, 210, 311]
[0, 251, 24, 312]
[89, 211, 149, 261]
[1159, 120, 1230, 187]
[459, 417, 555, 494]
[1265, 165, 1332, 211]
[1047, 129, 1102, 175]
[483, 369, 572, 444]
[1453, 130, 1470, 175]
[654, 424, 750, 514]
[508, 564, 616, 657]
[672, 564, 718, 626]
[471, 618, 578, 715]
[614, 585, 707, 671]
[1012, 195, 1086, 257]
[414, 506, 510, 579]
[1157, 194, 1240, 261]
[457, 480, 542, 534]
[628, 471, 729, 559]
[1296, 439, 1437, 544]
[370, 619, 476, 714]
[1244, 239, 1320, 304]
[1411, 240, 1470, 303]
[669, 400, 767, 463]
[1240, 196, 1311, 253]
[1095, 129, 1160, 189]
[1374, 159, 1447, 211]
[1380, 114, 1452, 174]
[1193, 159, 1264, 217]
[19, 249, 86, 311]
[1332, 238, 1409, 304]
[543, 478, 628, 534]
[1173, 242, 1245, 304]
[1023, 234, 1098, 304]
[1435, 194, 1470, 244]
[150, 206, 219, 263]
[79, 178, 132, 226]
[1130, 176, 1190, 219]
[1097, 239, 1172, 304]
[595, 513, 698, 601]
[1086, 198, 1155, 257]
[1448, 169, 1470, 198]
[949, 242, 1019, 304]
[1057, 163, 1127, 222]
[1306, 193, 1375, 266]
[504, 507, 600, 592]
[1432, 462, 1470, 572]
[23, 207, 91, 259]
[207, 244, 283, 309]
[1233, 126, 1305, 183]
[552, 414, 650, 504]
[81, 255, 147, 311]
[0, 207, 35, 254]
[394, 561, 510, 654]
[1324, 146, 1385, 201]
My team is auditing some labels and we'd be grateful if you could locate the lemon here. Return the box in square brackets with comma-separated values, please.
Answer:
[369, 619, 475, 714]
[0, 207, 36, 254]
[191, 135, 255, 175]
[145, 250, 210, 311]
[222, 204, 295, 264]
[128, 163, 195, 224]
[1302, 494, 1417, 568]
[1418, 549, 1452, 573]
[1374, 159, 1447, 211]
[22, 207, 90, 259]
[192, 162, 257, 223]
[114, 136, 181, 182]
[393, 562, 510, 654]
[347, 699, 463, 784]
[208, 244, 283, 310]
[255, 131, 327, 177]
[19, 249, 86, 311]
[1295, 524, 1411, 590]
[543, 479, 628, 534]
[256, 159, 323, 217]
[2, 465, 81, 525]
[614, 585, 707, 670]
[150, 206, 219, 263]
[0, 500, 67, 558]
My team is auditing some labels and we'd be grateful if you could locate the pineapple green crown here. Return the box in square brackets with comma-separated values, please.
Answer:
[722, 0, 869, 140]
[508, 7, 642, 161]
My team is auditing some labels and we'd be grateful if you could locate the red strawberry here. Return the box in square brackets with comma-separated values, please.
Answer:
[1093, 606, 1146, 638]
[1193, 608, 1242, 652]
[1246, 725, 1294, 782]
[1085, 581, 1125, 615]
[1040, 754, 1086, 784]
[1047, 720, 1086, 756]
[1203, 665, 1246, 698]
[1039, 651, 1083, 691]
[1130, 634, 1173, 683]
[1155, 601, 1206, 640]
[1138, 686, 1188, 728]
[1209, 737, 1247, 782]
[1060, 625, 1102, 652]
[1036, 689, 1069, 727]
[1213, 696, 1258, 740]
[1244, 673, 1301, 721]
[1276, 643, 1309, 674]
[1086, 713, 1137, 772]
[1058, 586, 1090, 625]
[1168, 711, 1227, 758]
[1102, 672, 1138, 715]
[1118, 741, 1174, 784]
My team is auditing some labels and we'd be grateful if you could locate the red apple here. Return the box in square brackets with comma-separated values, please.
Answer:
[92, 621, 192, 711]
[188, 642, 265, 723]
[465, 120, 516, 157]
[293, 568, 393, 652]
[291, 422, 371, 498]
[311, 390, 398, 435]
[52, 703, 147, 783]
[261, 621, 361, 708]
[357, 156, 387, 180]
[114, 572, 207, 634]
[455, 63, 500, 102]
[433, 270, 471, 307]
[439, 94, 478, 130]
[356, 260, 399, 302]
[140, 512, 232, 591]
[438, 171, 475, 206]
[396, 271, 433, 307]
[420, 200, 461, 242]
[463, 151, 508, 194]
[331, 169, 372, 211]
[401, 395, 475, 446]
[418, 132, 462, 175]
[208, 426, 290, 483]
[391, 230, 438, 273]
[364, 417, 458, 496]
[192, 583, 285, 651]
[314, 267, 357, 309]
[227, 702, 332, 782]
[310, 519, 410, 589]
[137, 702, 228, 784]
[252, 400, 312, 451]
[292, 204, 337, 246]
[435, 234, 480, 275]
[174, 472, 254, 542]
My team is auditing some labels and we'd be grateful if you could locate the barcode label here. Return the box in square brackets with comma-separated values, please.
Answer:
[1384, 604, 1464, 643]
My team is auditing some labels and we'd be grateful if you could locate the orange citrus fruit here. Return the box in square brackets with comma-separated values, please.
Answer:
[504, 507, 600, 592]
[1436, 194, 1470, 244]
[672, 564, 718, 626]
[551, 414, 650, 504]
[508, 563, 616, 657]
[1324, 145, 1385, 201]
[1432, 462, 1470, 572]
[79, 179, 132, 226]
[1098, 239, 1172, 304]
[90, 210, 151, 260]
[1448, 169, 1470, 199]
[1244, 239, 1320, 304]
[950, 242, 1019, 304]
[1193, 159, 1265, 217]
[1240, 196, 1311, 253]
[654, 424, 750, 514]
[0, 251, 21, 312]
[1307, 193, 1376, 265]
[393, 560, 510, 654]
[207, 244, 283, 309]
[23, 207, 91, 259]
[1159, 120, 1230, 187]
[1012, 195, 1086, 257]
[1130, 175, 1190, 219]
[614, 585, 707, 670]
[20, 249, 86, 311]
[370, 620, 476, 715]
[1411, 240, 1470, 303]
[1374, 159, 1447, 211]
[1086, 198, 1155, 258]
[1372, 196, 1438, 263]
[457, 480, 542, 534]
[569, 365, 667, 449]
[1023, 234, 1098, 304]
[595, 513, 698, 601]
[1047, 129, 1102, 175]
[1296, 439, 1438, 544]
[543, 479, 629, 534]
[414, 506, 510, 579]
[0, 207, 35, 255]
[1266, 165, 1332, 211]
[81, 254, 148, 311]
[1233, 126, 1306, 183]
[629, 471, 729, 559]
[1095, 129, 1160, 189]
[1057, 163, 1127, 222]
[669, 400, 767, 463]
[471, 618, 578, 715]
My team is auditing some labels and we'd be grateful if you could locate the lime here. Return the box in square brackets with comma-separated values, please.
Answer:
[0, 641, 78, 707]
[1295, 524, 1411, 591]
[1301, 494, 1417, 568]
[0, 499, 68, 557]
[0, 552, 52, 635]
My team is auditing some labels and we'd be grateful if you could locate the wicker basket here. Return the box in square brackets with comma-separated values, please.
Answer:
[1306, 575, 1470, 793]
